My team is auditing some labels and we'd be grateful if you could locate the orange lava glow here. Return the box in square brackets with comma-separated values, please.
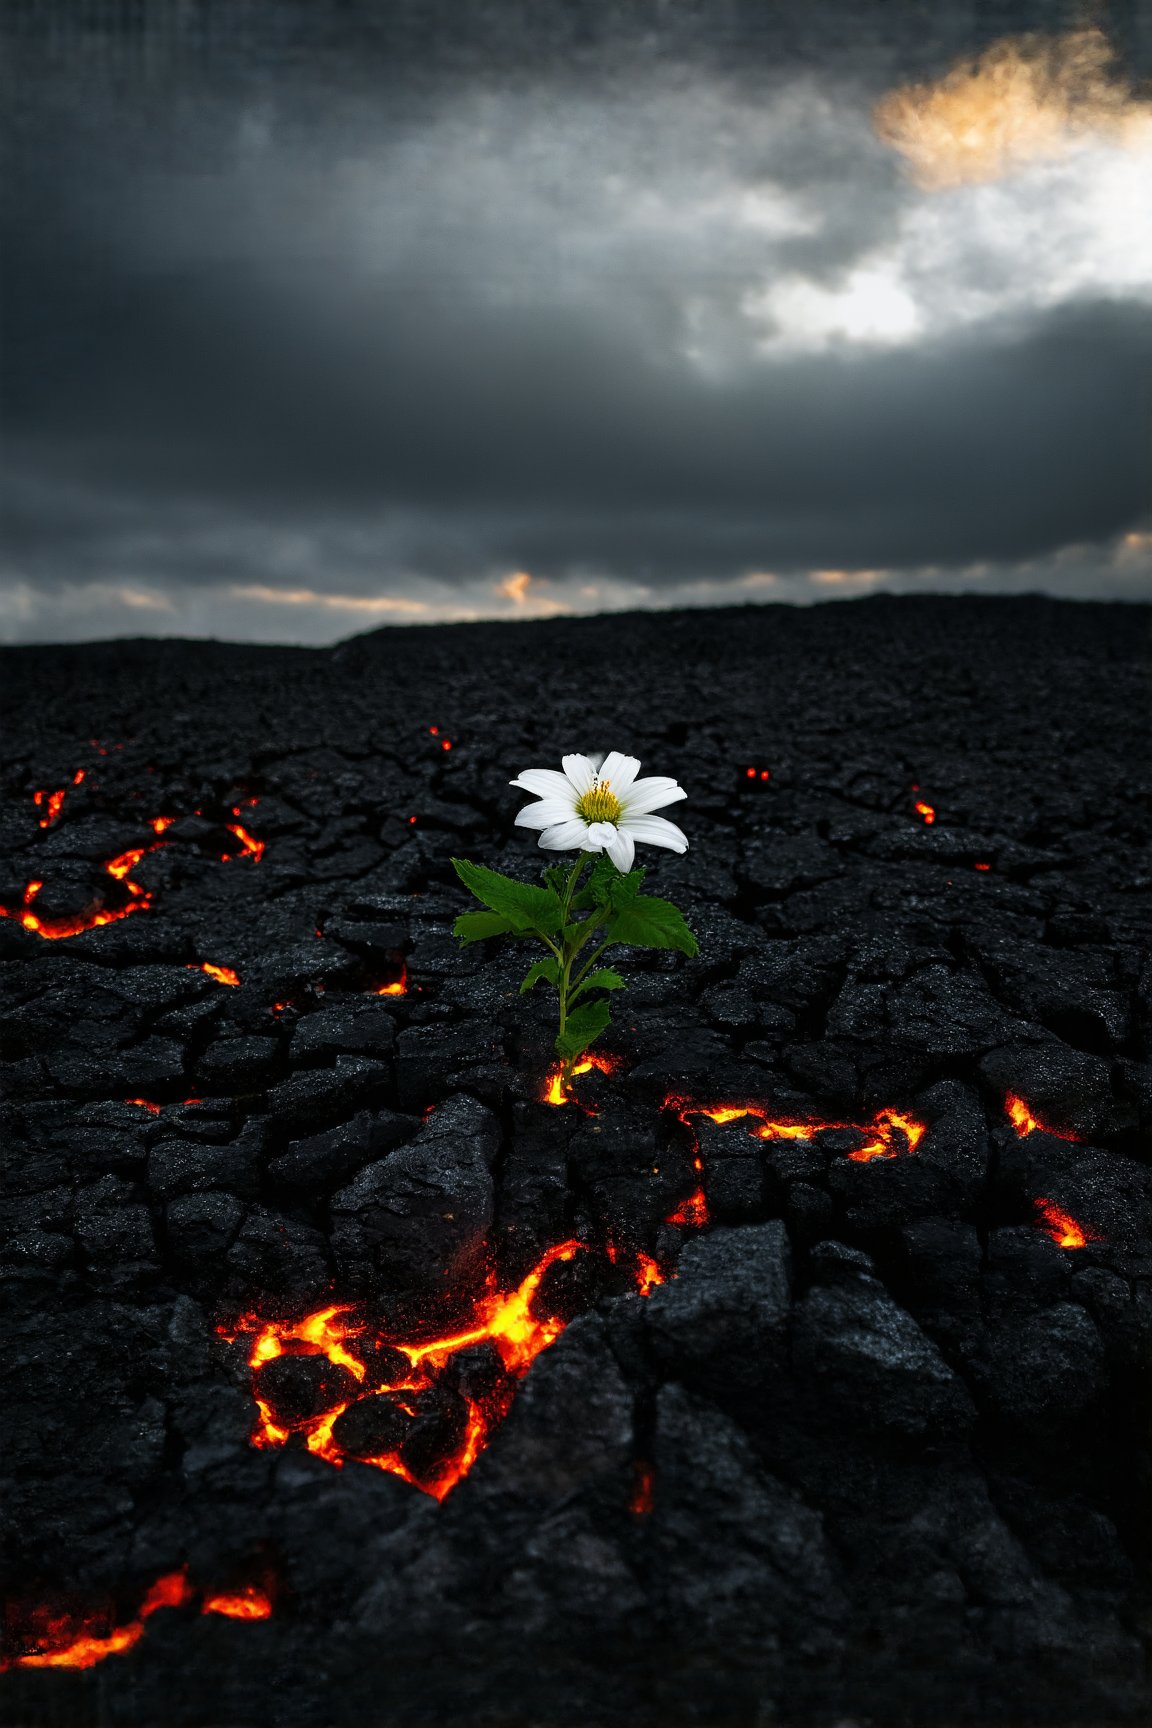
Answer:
[542, 1052, 617, 1107]
[671, 1099, 926, 1159]
[1, 1566, 272, 1673]
[33, 769, 86, 830]
[224, 1236, 662, 1501]
[125, 1098, 162, 1114]
[633, 1251, 664, 1296]
[200, 1587, 273, 1622]
[1, 832, 159, 936]
[2, 773, 265, 941]
[193, 962, 242, 987]
[660, 1095, 928, 1225]
[375, 961, 408, 996]
[629, 1462, 655, 1517]
[1034, 1198, 1098, 1250]
[1005, 1093, 1080, 1142]
[914, 800, 936, 825]
[665, 1188, 710, 1229]
[224, 805, 265, 863]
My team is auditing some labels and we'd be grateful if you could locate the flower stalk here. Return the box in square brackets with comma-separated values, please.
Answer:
[452, 752, 697, 1093]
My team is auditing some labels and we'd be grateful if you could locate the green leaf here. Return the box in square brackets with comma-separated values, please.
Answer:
[520, 957, 560, 993]
[555, 997, 613, 1061]
[569, 967, 626, 1004]
[605, 893, 698, 956]
[543, 864, 571, 896]
[452, 858, 563, 934]
[573, 856, 641, 910]
[454, 909, 517, 945]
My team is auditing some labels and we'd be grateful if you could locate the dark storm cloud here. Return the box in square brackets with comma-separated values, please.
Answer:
[1, 0, 1149, 641]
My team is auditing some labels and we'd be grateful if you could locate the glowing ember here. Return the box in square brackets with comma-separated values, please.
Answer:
[1005, 1093, 1080, 1142]
[660, 1096, 928, 1224]
[224, 1237, 662, 1501]
[974, 862, 991, 872]
[124, 1098, 162, 1115]
[32, 769, 85, 830]
[224, 806, 265, 863]
[0, 873, 152, 940]
[914, 800, 936, 826]
[0, 1566, 274, 1673]
[633, 1251, 664, 1296]
[665, 1187, 710, 1229]
[192, 962, 242, 987]
[375, 961, 408, 996]
[1, 776, 264, 941]
[200, 1587, 273, 1622]
[1034, 1198, 1098, 1250]
[542, 1052, 616, 1107]
[629, 1462, 655, 1517]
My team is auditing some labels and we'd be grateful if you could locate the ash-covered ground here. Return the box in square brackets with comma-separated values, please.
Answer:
[2, 596, 1150, 1728]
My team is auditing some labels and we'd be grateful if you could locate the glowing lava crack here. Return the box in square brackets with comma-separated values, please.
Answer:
[662, 1097, 928, 1229]
[1, 1570, 272, 1672]
[223, 1239, 662, 1502]
[0, 778, 264, 941]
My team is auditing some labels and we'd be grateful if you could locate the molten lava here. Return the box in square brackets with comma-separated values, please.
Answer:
[192, 962, 242, 987]
[1, 774, 265, 941]
[224, 805, 265, 863]
[224, 1237, 662, 1502]
[1034, 1198, 1098, 1250]
[542, 1052, 617, 1107]
[375, 961, 408, 996]
[660, 1096, 927, 1225]
[1005, 1093, 1080, 1142]
[1, 1569, 271, 1672]
[914, 800, 936, 826]
[665, 1188, 710, 1229]
[200, 1586, 273, 1621]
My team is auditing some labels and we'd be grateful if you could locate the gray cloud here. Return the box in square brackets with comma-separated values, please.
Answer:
[1, 1, 1149, 643]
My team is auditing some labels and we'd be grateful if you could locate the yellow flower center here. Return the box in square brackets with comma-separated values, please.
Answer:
[576, 780, 622, 826]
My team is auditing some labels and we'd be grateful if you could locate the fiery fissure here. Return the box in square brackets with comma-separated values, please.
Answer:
[2, 1569, 271, 1672]
[223, 1237, 662, 1502]
[0, 777, 264, 942]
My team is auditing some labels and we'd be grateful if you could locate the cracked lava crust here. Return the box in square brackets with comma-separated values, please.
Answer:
[1, 596, 1150, 1728]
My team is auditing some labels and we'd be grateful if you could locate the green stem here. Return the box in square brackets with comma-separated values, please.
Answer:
[568, 933, 613, 996]
[556, 857, 590, 1090]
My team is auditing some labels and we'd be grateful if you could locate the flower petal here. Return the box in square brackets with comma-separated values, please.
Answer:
[539, 817, 593, 851]
[619, 776, 688, 817]
[620, 813, 689, 853]
[515, 798, 577, 831]
[605, 827, 636, 871]
[562, 754, 597, 795]
[584, 821, 618, 852]
[511, 768, 578, 803]
[596, 752, 641, 794]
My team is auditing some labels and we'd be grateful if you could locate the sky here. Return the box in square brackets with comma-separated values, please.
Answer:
[1, 0, 1150, 645]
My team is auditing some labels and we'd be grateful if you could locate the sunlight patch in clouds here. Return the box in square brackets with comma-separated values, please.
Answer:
[229, 585, 428, 614]
[873, 27, 1152, 190]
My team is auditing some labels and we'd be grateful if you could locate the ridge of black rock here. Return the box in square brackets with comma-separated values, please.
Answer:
[1, 596, 1150, 1728]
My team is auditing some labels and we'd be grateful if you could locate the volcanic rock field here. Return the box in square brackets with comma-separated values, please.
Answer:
[2, 595, 1150, 1728]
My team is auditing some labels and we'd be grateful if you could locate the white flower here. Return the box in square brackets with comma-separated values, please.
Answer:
[511, 751, 688, 872]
